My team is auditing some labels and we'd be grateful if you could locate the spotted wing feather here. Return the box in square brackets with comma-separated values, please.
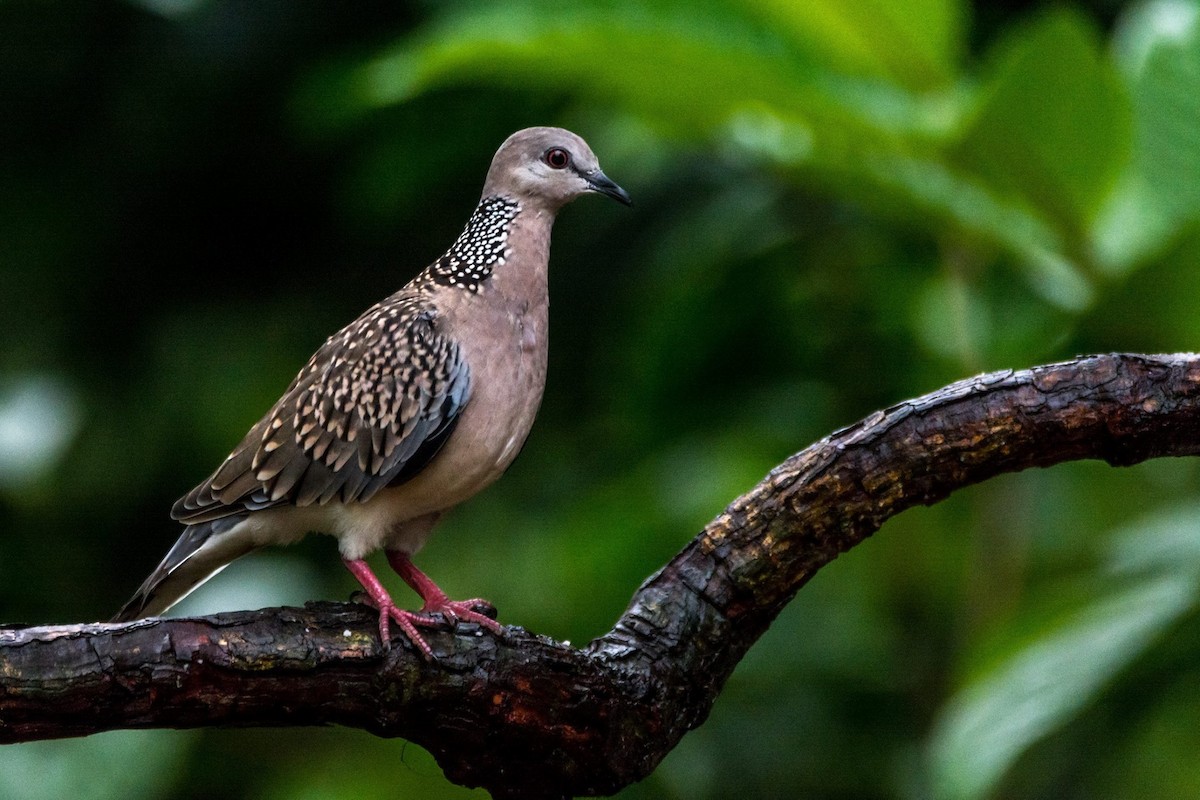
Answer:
[172, 294, 470, 524]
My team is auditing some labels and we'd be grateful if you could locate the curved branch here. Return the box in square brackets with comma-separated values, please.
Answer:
[3, 353, 1200, 799]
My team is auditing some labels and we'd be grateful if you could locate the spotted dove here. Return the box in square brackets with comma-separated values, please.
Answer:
[114, 127, 631, 657]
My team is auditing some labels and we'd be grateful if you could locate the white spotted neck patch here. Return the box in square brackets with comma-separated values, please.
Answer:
[428, 196, 520, 292]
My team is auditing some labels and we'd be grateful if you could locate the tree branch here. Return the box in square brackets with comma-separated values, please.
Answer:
[4, 353, 1200, 798]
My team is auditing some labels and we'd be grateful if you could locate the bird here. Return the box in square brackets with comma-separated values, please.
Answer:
[114, 127, 631, 657]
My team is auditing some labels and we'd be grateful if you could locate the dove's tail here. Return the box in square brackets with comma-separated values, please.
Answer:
[113, 516, 258, 622]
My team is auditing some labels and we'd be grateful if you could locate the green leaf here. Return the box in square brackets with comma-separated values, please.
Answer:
[928, 574, 1196, 800]
[951, 10, 1133, 236]
[302, 0, 1112, 305]
[1106, 501, 1200, 578]
[311, 0, 949, 149]
[738, 0, 964, 88]
[352, 3, 827, 133]
[1093, 0, 1200, 272]
[858, 151, 1095, 309]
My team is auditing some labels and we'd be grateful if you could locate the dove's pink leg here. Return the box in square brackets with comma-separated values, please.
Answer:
[342, 555, 502, 659]
[386, 550, 503, 635]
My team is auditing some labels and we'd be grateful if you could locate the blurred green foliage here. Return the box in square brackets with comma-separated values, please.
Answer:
[2, 0, 1200, 798]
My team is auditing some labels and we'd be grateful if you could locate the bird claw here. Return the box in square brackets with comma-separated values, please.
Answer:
[343, 557, 502, 659]
[376, 603, 436, 659]
[420, 598, 503, 634]
[364, 597, 503, 660]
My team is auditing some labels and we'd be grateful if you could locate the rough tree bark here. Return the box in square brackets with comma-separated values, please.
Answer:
[3, 353, 1200, 799]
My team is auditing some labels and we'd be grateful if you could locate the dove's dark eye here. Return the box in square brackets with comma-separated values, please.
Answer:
[543, 148, 570, 169]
